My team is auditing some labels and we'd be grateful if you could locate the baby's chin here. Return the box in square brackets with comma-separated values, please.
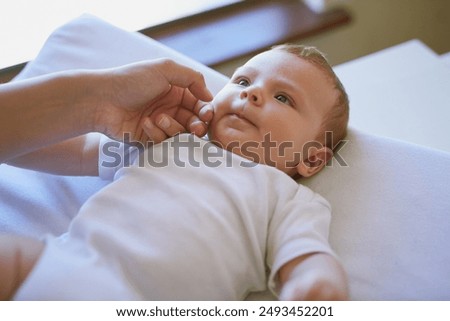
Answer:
[207, 126, 298, 176]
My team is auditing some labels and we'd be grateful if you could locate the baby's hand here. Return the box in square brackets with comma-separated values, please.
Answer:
[279, 269, 347, 301]
[278, 253, 348, 301]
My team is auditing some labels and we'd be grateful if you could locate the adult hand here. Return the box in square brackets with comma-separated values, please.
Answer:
[92, 59, 214, 144]
[0, 58, 213, 164]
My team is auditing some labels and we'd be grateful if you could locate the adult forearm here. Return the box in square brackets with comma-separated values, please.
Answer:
[6, 135, 100, 176]
[0, 71, 97, 163]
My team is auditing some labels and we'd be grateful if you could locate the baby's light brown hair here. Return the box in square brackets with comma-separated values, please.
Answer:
[271, 44, 349, 150]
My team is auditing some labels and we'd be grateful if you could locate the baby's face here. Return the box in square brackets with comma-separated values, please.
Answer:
[208, 49, 337, 176]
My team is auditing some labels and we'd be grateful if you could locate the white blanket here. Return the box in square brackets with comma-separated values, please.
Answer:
[2, 14, 450, 300]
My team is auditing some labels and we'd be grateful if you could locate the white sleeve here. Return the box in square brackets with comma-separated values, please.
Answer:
[98, 135, 140, 181]
[266, 186, 335, 294]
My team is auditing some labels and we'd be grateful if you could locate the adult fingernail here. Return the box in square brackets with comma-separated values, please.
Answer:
[158, 116, 170, 129]
[143, 118, 153, 129]
[200, 105, 213, 121]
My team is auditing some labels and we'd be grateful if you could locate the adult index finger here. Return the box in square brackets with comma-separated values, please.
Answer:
[156, 59, 213, 102]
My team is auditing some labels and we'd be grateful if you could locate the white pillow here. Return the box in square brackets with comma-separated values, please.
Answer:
[302, 129, 450, 299]
[5, 14, 450, 300]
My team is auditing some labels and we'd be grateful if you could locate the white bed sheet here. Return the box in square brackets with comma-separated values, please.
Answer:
[2, 14, 450, 300]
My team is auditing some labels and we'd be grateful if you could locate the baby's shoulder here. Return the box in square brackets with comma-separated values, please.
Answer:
[273, 178, 331, 212]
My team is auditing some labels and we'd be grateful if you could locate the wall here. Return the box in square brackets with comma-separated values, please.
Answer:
[215, 0, 450, 76]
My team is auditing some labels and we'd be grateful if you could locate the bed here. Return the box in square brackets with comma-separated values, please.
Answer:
[1, 14, 450, 300]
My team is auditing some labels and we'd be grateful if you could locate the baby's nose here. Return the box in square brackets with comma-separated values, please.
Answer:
[240, 87, 262, 105]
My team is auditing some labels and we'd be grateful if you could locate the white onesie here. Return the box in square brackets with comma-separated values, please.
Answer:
[15, 134, 334, 300]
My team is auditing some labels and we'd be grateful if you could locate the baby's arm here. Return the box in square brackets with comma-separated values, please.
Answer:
[0, 234, 44, 300]
[277, 252, 348, 301]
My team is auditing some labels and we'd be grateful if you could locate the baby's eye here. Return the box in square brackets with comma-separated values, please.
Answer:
[275, 94, 292, 106]
[237, 78, 250, 87]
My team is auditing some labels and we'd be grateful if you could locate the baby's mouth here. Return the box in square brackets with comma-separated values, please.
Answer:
[230, 112, 256, 127]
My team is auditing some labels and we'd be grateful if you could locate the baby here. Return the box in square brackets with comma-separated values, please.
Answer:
[2, 44, 349, 300]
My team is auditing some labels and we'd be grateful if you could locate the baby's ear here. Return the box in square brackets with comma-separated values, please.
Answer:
[296, 146, 333, 178]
